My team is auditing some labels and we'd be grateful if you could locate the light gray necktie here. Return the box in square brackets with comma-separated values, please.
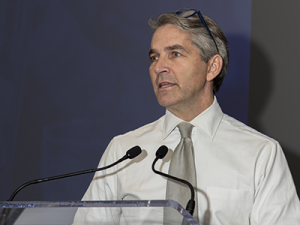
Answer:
[164, 122, 198, 224]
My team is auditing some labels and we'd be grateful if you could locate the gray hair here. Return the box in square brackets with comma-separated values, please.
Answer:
[149, 9, 229, 94]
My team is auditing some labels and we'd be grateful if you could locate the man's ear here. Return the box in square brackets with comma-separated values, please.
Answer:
[206, 55, 223, 81]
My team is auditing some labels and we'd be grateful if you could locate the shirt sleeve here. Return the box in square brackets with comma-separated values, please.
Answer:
[250, 141, 300, 224]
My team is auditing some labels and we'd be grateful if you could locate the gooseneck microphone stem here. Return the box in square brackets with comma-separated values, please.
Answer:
[8, 159, 119, 201]
[7, 146, 142, 201]
[152, 158, 195, 201]
[152, 147, 195, 216]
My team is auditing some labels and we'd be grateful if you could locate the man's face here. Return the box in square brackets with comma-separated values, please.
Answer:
[149, 24, 212, 118]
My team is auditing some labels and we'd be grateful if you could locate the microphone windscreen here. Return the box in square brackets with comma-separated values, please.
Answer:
[126, 146, 142, 159]
[156, 145, 168, 159]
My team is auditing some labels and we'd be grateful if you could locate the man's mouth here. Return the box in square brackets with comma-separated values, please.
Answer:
[159, 82, 175, 88]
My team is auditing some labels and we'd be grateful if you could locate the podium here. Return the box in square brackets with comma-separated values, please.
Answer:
[0, 200, 200, 225]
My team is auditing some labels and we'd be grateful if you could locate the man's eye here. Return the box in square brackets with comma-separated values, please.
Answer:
[150, 56, 158, 62]
[172, 52, 181, 57]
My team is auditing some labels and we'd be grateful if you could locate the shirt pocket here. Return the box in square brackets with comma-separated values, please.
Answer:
[206, 187, 253, 225]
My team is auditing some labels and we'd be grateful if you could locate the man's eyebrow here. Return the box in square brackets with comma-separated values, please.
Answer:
[149, 49, 157, 57]
[165, 44, 189, 53]
[149, 44, 189, 57]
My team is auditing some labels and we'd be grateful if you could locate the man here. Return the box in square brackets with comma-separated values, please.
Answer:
[74, 9, 300, 224]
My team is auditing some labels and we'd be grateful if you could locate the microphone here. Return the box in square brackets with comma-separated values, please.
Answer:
[152, 145, 195, 216]
[7, 146, 142, 201]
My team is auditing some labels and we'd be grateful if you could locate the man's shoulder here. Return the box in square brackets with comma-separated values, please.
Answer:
[221, 114, 279, 145]
[100, 115, 165, 162]
[113, 115, 165, 143]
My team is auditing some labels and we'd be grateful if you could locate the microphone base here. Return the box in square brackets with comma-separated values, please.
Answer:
[185, 199, 195, 216]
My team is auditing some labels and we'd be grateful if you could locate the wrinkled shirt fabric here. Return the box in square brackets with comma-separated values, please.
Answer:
[74, 97, 300, 225]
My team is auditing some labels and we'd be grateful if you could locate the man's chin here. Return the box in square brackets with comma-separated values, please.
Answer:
[157, 99, 177, 110]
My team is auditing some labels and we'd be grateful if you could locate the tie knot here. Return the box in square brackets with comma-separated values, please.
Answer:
[177, 122, 193, 139]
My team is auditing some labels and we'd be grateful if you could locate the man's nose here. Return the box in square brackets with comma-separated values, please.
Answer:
[154, 57, 170, 75]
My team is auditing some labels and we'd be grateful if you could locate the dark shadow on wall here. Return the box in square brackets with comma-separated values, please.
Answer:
[248, 40, 273, 131]
[248, 40, 300, 197]
[283, 147, 300, 197]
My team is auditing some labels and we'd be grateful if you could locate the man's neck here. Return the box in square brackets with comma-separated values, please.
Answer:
[167, 96, 215, 122]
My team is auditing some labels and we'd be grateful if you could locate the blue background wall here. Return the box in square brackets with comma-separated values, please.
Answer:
[0, 0, 281, 201]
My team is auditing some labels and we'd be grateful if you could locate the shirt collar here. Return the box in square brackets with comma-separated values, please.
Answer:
[162, 96, 223, 140]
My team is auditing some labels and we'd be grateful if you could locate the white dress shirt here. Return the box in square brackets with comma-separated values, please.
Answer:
[74, 97, 300, 225]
